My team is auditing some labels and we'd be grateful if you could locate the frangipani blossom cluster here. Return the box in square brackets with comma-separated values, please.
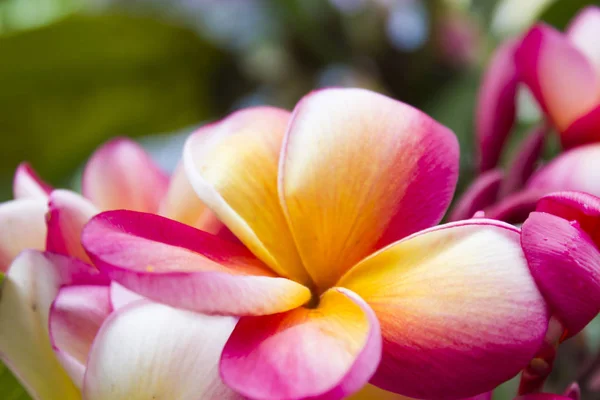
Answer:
[452, 6, 600, 225]
[1, 22, 600, 398]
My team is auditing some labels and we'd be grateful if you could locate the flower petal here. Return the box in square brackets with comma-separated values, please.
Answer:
[280, 88, 459, 291]
[13, 162, 52, 200]
[527, 143, 600, 197]
[47, 190, 98, 263]
[109, 282, 144, 310]
[220, 287, 381, 400]
[449, 169, 503, 221]
[476, 39, 519, 172]
[49, 285, 112, 388]
[561, 104, 600, 148]
[83, 210, 311, 315]
[488, 144, 600, 224]
[158, 162, 226, 234]
[83, 301, 242, 400]
[485, 190, 544, 223]
[0, 199, 47, 272]
[339, 221, 548, 399]
[183, 107, 311, 285]
[536, 191, 600, 246]
[500, 125, 546, 197]
[82, 138, 169, 213]
[516, 24, 600, 132]
[0, 251, 107, 400]
[522, 211, 600, 336]
[567, 6, 600, 75]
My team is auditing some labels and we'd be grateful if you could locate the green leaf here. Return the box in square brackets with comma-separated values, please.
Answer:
[0, 361, 31, 400]
[0, 13, 232, 199]
[541, 0, 600, 29]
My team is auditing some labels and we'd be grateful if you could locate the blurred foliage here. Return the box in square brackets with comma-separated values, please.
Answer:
[541, 0, 600, 29]
[0, 362, 30, 400]
[0, 12, 238, 199]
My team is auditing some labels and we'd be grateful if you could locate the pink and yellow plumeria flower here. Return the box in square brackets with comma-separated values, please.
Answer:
[517, 6, 600, 150]
[0, 140, 240, 400]
[475, 6, 600, 174]
[83, 88, 550, 400]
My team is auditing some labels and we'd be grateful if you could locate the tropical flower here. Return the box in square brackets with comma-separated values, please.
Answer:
[0, 139, 239, 400]
[517, 6, 600, 149]
[83, 88, 549, 400]
[475, 6, 600, 174]
[517, 192, 600, 393]
[451, 143, 600, 223]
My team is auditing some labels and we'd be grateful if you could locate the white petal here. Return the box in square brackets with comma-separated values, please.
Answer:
[83, 301, 242, 400]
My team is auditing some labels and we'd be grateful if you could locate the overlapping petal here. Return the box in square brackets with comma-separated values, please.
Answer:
[567, 6, 600, 74]
[82, 210, 311, 315]
[109, 282, 144, 310]
[0, 199, 47, 272]
[0, 251, 108, 400]
[516, 24, 600, 133]
[82, 138, 169, 213]
[561, 104, 600, 148]
[522, 194, 600, 336]
[183, 107, 311, 285]
[527, 143, 600, 196]
[47, 190, 98, 263]
[159, 163, 226, 235]
[279, 88, 459, 291]
[83, 301, 242, 400]
[49, 285, 112, 387]
[339, 221, 548, 399]
[13, 162, 52, 200]
[449, 169, 503, 221]
[536, 191, 600, 244]
[220, 287, 381, 400]
[476, 39, 519, 172]
[485, 189, 544, 223]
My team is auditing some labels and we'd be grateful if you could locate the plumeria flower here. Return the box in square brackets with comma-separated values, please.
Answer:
[518, 192, 600, 392]
[83, 88, 549, 400]
[476, 6, 600, 174]
[0, 139, 240, 399]
[451, 143, 600, 224]
[517, 6, 600, 150]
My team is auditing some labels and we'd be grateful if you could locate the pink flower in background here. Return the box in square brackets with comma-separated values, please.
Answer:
[83, 88, 549, 400]
[0, 139, 240, 400]
[475, 39, 520, 173]
[476, 6, 600, 175]
[517, 7, 600, 150]
[451, 143, 600, 224]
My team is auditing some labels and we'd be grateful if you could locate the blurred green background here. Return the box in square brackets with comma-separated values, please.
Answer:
[1, 0, 600, 399]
